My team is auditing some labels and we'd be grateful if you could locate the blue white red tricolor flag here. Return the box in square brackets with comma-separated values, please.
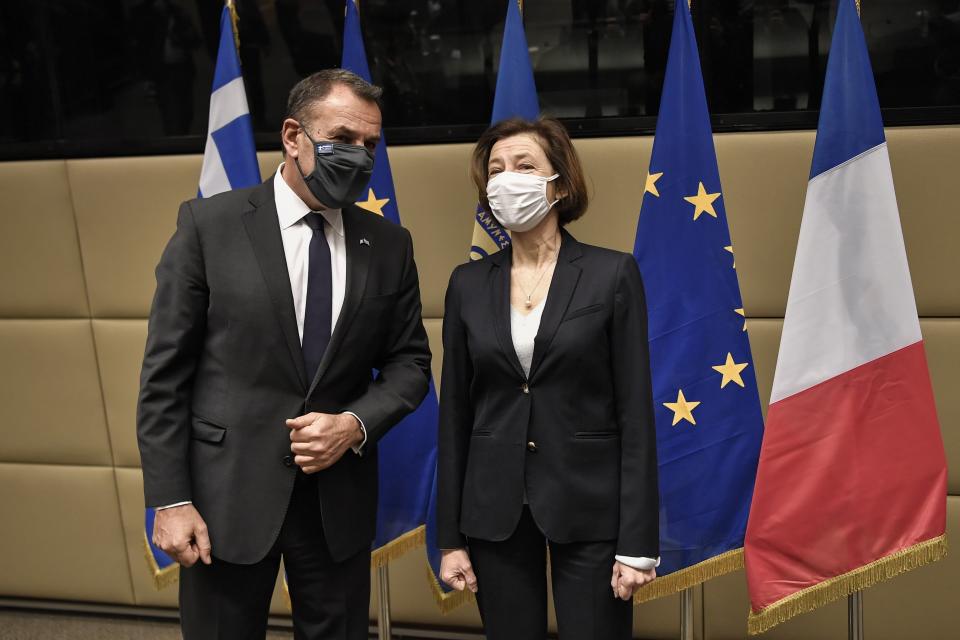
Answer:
[744, 0, 947, 633]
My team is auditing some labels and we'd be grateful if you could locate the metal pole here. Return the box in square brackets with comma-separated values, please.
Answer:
[680, 587, 695, 640]
[848, 591, 864, 640]
[377, 565, 392, 640]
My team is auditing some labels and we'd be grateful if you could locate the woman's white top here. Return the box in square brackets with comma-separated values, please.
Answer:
[510, 297, 547, 378]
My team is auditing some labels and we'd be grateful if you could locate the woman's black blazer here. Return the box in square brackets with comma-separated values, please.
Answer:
[437, 230, 659, 558]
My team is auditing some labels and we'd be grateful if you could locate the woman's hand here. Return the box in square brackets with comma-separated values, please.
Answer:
[610, 561, 655, 601]
[440, 548, 479, 593]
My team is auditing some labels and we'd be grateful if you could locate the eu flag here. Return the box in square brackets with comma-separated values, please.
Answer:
[469, 0, 540, 262]
[341, 0, 449, 607]
[631, 2, 764, 601]
[144, 1, 261, 589]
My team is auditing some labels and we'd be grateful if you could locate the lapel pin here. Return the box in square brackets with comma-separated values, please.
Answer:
[360, 238, 371, 246]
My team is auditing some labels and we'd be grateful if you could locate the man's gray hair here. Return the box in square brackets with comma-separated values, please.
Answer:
[285, 68, 383, 125]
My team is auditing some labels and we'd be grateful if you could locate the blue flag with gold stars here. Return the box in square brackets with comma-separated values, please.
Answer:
[341, 0, 449, 606]
[631, 1, 764, 601]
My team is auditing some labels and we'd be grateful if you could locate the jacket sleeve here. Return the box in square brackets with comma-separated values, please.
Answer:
[136, 201, 208, 508]
[436, 266, 473, 549]
[346, 227, 431, 445]
[611, 253, 660, 558]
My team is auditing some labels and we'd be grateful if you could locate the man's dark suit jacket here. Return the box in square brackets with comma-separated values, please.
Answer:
[137, 179, 431, 564]
[437, 230, 659, 559]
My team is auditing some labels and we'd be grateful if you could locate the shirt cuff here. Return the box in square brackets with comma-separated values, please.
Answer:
[155, 501, 192, 510]
[344, 411, 367, 455]
[615, 555, 660, 571]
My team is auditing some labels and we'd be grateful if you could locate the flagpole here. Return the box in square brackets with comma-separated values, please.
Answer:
[224, 0, 240, 53]
[846, 0, 866, 580]
[678, 3, 694, 639]
[680, 587, 694, 640]
[377, 565, 393, 640]
[848, 591, 864, 640]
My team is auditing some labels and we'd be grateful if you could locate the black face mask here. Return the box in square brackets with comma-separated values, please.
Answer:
[294, 125, 375, 209]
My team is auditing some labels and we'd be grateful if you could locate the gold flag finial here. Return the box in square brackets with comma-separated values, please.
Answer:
[225, 0, 240, 53]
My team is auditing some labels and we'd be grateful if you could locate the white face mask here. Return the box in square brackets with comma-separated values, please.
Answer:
[486, 171, 560, 232]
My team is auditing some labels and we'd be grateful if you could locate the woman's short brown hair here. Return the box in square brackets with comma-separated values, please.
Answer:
[469, 117, 588, 226]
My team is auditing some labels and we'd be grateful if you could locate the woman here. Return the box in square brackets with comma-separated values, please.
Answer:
[437, 117, 659, 640]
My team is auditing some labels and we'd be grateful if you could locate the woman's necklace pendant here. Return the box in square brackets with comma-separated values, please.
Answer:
[525, 296, 533, 309]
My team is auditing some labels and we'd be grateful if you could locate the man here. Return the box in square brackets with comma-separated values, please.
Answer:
[137, 69, 431, 639]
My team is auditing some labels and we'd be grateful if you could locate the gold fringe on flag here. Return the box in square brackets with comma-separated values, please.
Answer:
[634, 547, 744, 604]
[143, 532, 180, 590]
[747, 534, 947, 635]
[371, 524, 474, 614]
[371, 525, 426, 568]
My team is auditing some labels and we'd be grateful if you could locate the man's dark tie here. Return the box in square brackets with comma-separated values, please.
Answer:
[301, 213, 332, 382]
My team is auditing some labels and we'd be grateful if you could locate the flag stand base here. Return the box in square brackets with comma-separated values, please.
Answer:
[680, 587, 694, 640]
[848, 591, 863, 640]
[377, 565, 392, 640]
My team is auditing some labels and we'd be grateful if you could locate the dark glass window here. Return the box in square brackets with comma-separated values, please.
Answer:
[0, 0, 957, 159]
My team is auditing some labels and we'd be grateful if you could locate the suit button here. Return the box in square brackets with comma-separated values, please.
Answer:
[521, 383, 530, 394]
[283, 455, 294, 467]
[526, 441, 537, 452]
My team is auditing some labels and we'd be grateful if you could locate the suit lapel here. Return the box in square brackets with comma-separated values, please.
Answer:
[528, 230, 583, 381]
[490, 249, 527, 380]
[242, 181, 309, 392]
[308, 205, 371, 396]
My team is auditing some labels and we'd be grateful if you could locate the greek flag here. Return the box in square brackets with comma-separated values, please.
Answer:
[197, 4, 261, 198]
[144, 2, 260, 588]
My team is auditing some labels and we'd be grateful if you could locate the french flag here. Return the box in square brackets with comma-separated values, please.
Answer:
[744, 0, 948, 633]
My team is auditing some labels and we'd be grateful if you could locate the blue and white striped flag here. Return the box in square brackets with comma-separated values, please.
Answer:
[144, 2, 261, 589]
[197, 4, 261, 198]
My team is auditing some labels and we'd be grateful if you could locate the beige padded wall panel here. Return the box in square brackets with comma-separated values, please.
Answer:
[715, 132, 811, 319]
[424, 319, 442, 386]
[886, 127, 960, 317]
[93, 320, 148, 468]
[256, 151, 282, 184]
[566, 136, 652, 255]
[0, 161, 90, 317]
[631, 592, 684, 640]
[0, 463, 133, 604]
[68, 156, 202, 318]
[741, 319, 781, 420]
[704, 567, 847, 639]
[920, 320, 960, 494]
[862, 497, 959, 640]
[0, 320, 112, 466]
[387, 143, 477, 318]
[703, 497, 959, 640]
